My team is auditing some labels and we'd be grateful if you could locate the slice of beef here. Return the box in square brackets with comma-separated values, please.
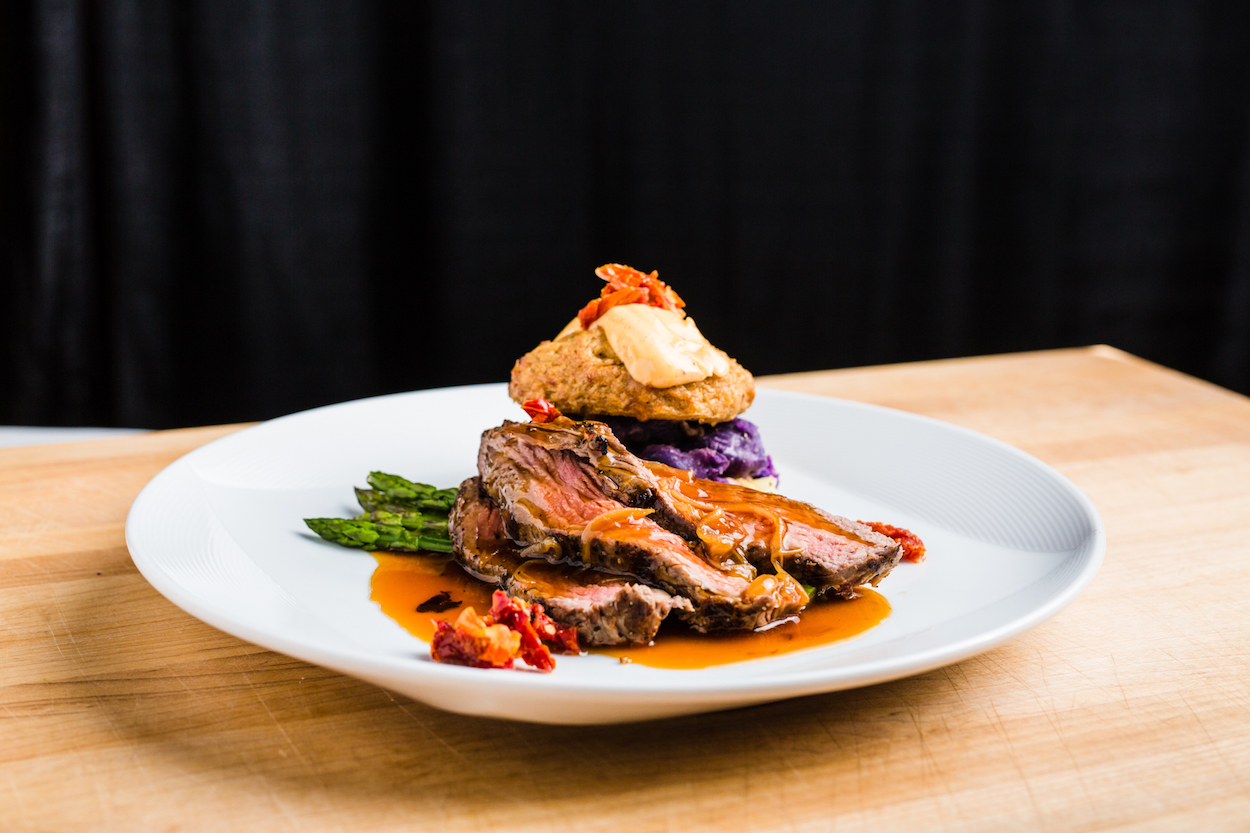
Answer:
[476, 422, 805, 632]
[449, 478, 690, 645]
[633, 462, 902, 598]
[479, 418, 902, 599]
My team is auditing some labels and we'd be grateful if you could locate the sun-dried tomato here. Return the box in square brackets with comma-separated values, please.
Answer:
[577, 264, 686, 329]
[531, 604, 581, 655]
[429, 591, 580, 672]
[487, 591, 581, 671]
[860, 521, 926, 562]
[488, 592, 556, 672]
[430, 607, 521, 669]
[521, 397, 563, 423]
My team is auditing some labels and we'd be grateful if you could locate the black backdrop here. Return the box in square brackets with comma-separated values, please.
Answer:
[4, 1, 1250, 429]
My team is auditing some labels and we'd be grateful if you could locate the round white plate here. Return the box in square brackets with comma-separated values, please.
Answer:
[126, 384, 1103, 725]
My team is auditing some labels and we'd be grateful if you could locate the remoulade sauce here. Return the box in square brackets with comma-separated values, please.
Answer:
[555, 304, 731, 388]
[370, 552, 890, 669]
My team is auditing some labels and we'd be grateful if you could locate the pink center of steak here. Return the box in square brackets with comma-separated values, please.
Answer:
[449, 478, 691, 645]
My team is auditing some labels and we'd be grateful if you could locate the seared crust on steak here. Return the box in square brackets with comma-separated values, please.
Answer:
[509, 325, 754, 423]
[449, 478, 690, 645]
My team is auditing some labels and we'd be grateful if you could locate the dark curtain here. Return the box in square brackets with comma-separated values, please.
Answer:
[3, 1, 1249, 429]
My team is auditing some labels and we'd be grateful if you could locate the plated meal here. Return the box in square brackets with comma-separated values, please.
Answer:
[127, 304, 1103, 721]
[306, 265, 924, 672]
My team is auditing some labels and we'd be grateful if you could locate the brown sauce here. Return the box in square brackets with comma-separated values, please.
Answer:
[370, 552, 890, 669]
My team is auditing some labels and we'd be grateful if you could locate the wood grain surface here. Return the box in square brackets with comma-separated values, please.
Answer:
[2, 346, 1247, 832]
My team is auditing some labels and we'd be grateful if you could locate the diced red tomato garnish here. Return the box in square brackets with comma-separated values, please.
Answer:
[530, 603, 581, 655]
[860, 521, 926, 562]
[521, 397, 563, 423]
[430, 608, 521, 669]
[577, 264, 686, 329]
[430, 591, 580, 672]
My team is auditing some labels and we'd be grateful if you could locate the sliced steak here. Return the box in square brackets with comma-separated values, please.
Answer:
[449, 478, 690, 645]
[476, 422, 806, 631]
[634, 462, 902, 598]
[476, 418, 901, 598]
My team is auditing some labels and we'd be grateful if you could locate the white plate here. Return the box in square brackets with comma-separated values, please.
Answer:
[126, 384, 1103, 725]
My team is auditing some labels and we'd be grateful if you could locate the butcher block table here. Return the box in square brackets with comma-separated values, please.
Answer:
[3, 345, 1248, 832]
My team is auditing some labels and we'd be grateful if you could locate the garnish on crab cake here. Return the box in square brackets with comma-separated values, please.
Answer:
[508, 264, 777, 489]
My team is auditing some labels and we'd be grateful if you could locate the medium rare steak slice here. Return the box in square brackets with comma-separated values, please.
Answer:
[477, 422, 806, 632]
[449, 478, 690, 645]
[478, 418, 902, 598]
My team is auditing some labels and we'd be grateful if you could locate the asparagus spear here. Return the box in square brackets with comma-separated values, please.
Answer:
[356, 509, 450, 533]
[304, 516, 453, 553]
[306, 472, 459, 554]
[356, 472, 457, 513]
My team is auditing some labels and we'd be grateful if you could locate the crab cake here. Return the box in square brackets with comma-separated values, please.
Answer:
[509, 323, 754, 423]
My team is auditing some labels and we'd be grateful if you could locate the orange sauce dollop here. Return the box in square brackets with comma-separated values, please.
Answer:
[370, 552, 890, 669]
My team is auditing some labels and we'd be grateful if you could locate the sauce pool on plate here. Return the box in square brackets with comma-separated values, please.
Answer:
[370, 552, 890, 669]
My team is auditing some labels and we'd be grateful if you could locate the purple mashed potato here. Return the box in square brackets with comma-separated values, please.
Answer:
[594, 416, 778, 483]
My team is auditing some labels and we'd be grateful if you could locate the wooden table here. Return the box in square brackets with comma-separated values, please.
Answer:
[3, 346, 1248, 831]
